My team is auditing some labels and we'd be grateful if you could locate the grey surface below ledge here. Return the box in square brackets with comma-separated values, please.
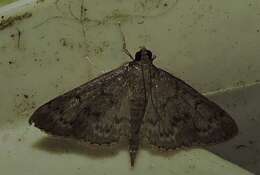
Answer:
[207, 83, 260, 174]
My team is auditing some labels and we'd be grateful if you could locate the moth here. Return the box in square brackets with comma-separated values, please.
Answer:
[29, 47, 238, 167]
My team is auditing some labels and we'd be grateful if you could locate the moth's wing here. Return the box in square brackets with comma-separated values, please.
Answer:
[29, 64, 130, 145]
[141, 65, 238, 150]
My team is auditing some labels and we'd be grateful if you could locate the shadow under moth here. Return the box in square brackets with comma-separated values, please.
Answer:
[29, 47, 238, 167]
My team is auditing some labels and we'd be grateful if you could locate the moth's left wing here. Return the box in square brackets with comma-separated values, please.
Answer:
[29, 64, 130, 145]
[141, 65, 238, 150]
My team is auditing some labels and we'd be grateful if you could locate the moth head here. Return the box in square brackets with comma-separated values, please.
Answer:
[134, 47, 155, 62]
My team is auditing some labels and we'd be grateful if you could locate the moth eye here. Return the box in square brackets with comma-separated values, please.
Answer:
[146, 50, 152, 59]
[134, 52, 141, 61]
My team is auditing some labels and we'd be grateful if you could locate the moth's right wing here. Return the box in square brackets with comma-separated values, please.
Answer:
[141, 65, 238, 150]
[29, 64, 131, 145]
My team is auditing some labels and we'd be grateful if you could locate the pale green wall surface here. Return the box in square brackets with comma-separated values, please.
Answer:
[0, 0, 16, 6]
[0, 0, 259, 174]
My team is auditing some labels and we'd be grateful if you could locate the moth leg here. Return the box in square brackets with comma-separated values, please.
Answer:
[118, 22, 134, 60]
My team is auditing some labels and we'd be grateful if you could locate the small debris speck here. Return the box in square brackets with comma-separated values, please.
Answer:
[60, 38, 67, 46]
[248, 140, 254, 144]
[235, 144, 247, 149]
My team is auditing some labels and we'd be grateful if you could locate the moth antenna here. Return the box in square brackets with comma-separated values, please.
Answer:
[118, 22, 134, 60]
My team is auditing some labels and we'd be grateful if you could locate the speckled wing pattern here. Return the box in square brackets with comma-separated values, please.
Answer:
[29, 48, 238, 167]
[141, 65, 238, 150]
[29, 64, 131, 145]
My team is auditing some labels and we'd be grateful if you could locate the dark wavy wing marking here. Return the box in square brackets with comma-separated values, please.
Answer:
[141, 65, 238, 150]
[29, 64, 130, 145]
